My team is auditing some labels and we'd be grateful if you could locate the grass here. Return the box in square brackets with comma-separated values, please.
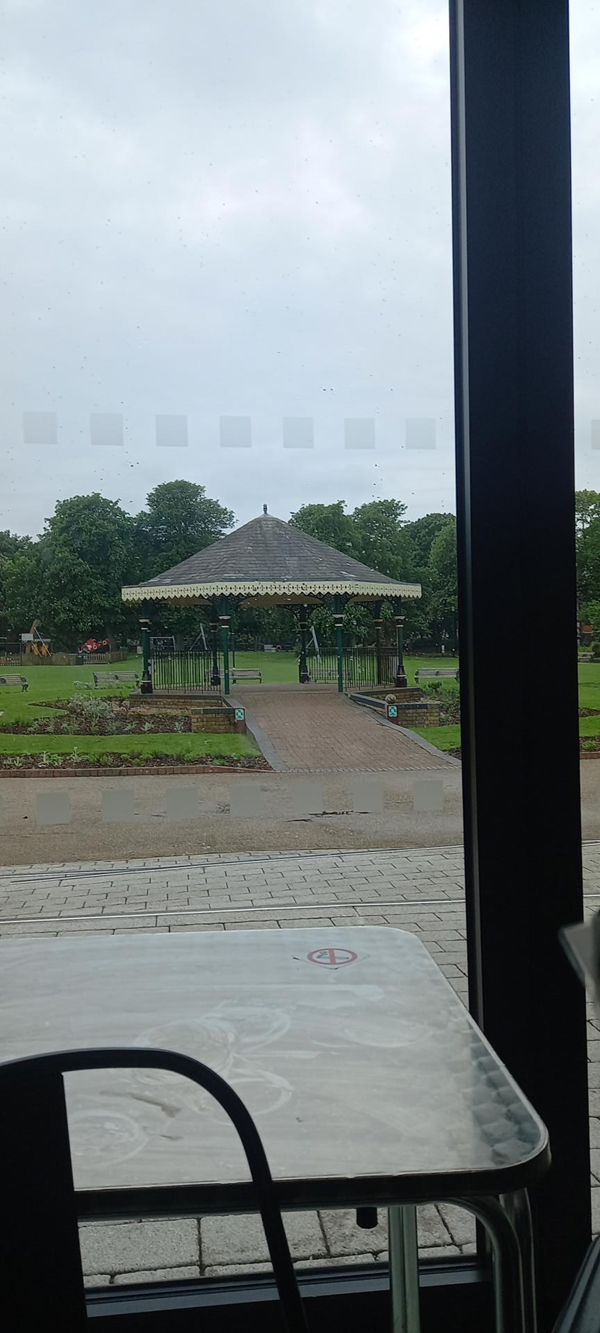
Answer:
[3, 650, 600, 761]
[411, 658, 600, 752]
[0, 733, 258, 758]
[231, 650, 298, 683]
[412, 724, 461, 751]
[0, 656, 143, 724]
[0, 655, 259, 761]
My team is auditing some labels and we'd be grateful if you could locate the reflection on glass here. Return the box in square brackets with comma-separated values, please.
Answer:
[0, 0, 469, 1283]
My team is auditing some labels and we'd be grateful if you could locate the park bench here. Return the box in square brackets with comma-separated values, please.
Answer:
[231, 668, 262, 683]
[0, 674, 28, 692]
[93, 671, 139, 688]
[414, 667, 460, 683]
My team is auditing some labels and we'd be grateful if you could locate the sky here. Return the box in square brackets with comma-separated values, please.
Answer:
[1, 0, 599, 540]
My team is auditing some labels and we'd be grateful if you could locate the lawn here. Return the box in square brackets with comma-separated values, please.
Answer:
[0, 733, 258, 759]
[232, 650, 298, 683]
[410, 658, 600, 752]
[0, 656, 144, 724]
[3, 651, 600, 764]
[0, 656, 260, 764]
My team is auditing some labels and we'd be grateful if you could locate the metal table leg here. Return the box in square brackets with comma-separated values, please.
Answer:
[389, 1204, 421, 1333]
[450, 1196, 526, 1333]
[500, 1190, 537, 1333]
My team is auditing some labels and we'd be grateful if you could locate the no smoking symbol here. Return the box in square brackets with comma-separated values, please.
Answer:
[307, 947, 358, 967]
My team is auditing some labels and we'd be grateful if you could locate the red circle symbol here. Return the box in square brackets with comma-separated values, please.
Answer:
[307, 947, 358, 967]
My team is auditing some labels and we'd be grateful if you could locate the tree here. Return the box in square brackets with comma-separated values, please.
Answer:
[137, 481, 234, 575]
[0, 531, 34, 636]
[37, 549, 109, 647]
[577, 522, 600, 611]
[289, 502, 356, 554]
[404, 513, 454, 567]
[575, 490, 600, 534]
[38, 494, 139, 646]
[428, 519, 458, 647]
[0, 549, 42, 639]
[351, 500, 414, 579]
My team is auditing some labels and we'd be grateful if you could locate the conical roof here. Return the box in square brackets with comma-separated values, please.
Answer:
[122, 511, 421, 607]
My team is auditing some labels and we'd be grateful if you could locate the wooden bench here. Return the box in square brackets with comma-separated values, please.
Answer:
[0, 674, 28, 692]
[231, 668, 262, 683]
[414, 667, 460, 683]
[93, 671, 139, 688]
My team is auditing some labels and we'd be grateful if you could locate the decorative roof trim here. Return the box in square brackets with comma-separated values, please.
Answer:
[122, 579, 421, 603]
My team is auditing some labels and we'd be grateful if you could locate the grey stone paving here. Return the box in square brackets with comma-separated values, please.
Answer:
[2, 842, 599, 1286]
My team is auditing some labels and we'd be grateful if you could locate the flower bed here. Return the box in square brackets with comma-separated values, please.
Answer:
[0, 694, 191, 737]
[0, 751, 269, 773]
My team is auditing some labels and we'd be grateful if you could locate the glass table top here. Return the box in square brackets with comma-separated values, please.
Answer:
[0, 927, 548, 1193]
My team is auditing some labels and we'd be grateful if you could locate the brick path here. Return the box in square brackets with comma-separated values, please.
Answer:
[236, 686, 454, 772]
[2, 842, 599, 1287]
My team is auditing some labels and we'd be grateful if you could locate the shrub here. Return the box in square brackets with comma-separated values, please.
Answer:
[69, 694, 114, 721]
[592, 643, 600, 659]
[582, 739, 598, 752]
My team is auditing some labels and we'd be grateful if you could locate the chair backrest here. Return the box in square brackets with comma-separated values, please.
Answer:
[0, 1047, 308, 1333]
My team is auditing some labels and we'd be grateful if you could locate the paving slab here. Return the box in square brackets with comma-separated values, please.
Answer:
[237, 687, 453, 773]
[112, 1266, 201, 1285]
[79, 1219, 199, 1275]
[200, 1212, 326, 1265]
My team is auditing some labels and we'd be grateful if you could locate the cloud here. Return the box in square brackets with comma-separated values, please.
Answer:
[1, 0, 596, 537]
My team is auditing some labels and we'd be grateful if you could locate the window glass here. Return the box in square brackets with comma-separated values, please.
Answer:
[0, 0, 467, 1286]
[572, 0, 600, 1232]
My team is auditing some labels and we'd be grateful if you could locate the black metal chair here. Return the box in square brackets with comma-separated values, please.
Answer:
[0, 1047, 309, 1332]
[552, 1236, 600, 1332]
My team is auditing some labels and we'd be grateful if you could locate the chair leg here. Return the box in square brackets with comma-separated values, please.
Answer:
[389, 1204, 421, 1333]
[449, 1196, 526, 1333]
[1, 1070, 87, 1330]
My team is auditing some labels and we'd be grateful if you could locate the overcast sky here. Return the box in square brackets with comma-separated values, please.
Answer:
[2, 0, 599, 539]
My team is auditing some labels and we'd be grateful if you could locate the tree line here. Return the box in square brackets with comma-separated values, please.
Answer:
[0, 481, 458, 651]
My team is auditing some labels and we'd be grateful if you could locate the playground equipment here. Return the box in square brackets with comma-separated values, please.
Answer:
[80, 637, 110, 656]
[21, 621, 51, 657]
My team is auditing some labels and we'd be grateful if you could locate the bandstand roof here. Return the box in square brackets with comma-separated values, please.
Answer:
[122, 511, 421, 608]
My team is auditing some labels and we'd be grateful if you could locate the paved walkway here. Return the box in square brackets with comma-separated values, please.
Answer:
[237, 686, 454, 772]
[1, 843, 599, 1287]
[0, 769, 465, 863]
[6, 763, 600, 863]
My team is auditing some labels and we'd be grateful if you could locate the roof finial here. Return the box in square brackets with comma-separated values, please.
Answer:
[263, 503, 268, 514]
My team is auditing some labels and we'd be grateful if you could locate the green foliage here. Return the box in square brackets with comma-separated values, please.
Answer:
[0, 531, 34, 635]
[428, 519, 458, 642]
[403, 513, 453, 567]
[576, 491, 600, 534]
[0, 477, 461, 653]
[68, 694, 114, 721]
[137, 481, 233, 574]
[290, 501, 355, 553]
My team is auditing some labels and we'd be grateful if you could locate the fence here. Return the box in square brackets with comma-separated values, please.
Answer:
[308, 646, 398, 688]
[152, 649, 223, 692]
[150, 646, 396, 691]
